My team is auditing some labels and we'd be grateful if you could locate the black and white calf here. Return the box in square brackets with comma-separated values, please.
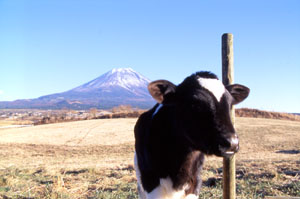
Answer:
[134, 71, 250, 199]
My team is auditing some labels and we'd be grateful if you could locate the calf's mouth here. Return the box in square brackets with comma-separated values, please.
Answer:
[218, 134, 239, 157]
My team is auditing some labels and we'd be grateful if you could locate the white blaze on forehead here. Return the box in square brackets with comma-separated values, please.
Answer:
[197, 78, 225, 102]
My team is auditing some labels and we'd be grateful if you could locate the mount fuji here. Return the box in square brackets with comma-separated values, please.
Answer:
[0, 68, 156, 109]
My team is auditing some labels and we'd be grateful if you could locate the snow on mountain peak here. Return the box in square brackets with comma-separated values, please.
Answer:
[72, 68, 151, 93]
[111, 67, 135, 74]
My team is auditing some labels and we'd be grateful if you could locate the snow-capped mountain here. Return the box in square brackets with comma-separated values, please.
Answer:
[0, 68, 155, 109]
[72, 68, 150, 96]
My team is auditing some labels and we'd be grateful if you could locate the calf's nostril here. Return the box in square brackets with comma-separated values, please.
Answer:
[225, 135, 239, 151]
[220, 134, 239, 155]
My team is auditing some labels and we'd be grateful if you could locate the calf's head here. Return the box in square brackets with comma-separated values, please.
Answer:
[148, 71, 250, 157]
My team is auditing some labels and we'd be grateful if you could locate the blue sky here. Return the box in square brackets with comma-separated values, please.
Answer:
[0, 0, 299, 112]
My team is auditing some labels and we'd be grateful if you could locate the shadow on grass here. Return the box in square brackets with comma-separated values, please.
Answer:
[276, 150, 300, 154]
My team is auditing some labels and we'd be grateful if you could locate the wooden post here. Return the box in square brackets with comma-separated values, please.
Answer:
[222, 33, 235, 199]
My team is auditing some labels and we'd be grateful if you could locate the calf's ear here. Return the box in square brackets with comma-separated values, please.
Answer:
[226, 84, 250, 105]
[148, 80, 176, 104]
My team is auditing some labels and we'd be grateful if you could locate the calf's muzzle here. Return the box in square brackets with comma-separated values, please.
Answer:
[224, 134, 239, 155]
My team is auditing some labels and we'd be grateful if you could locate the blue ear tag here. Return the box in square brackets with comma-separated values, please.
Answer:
[152, 104, 163, 118]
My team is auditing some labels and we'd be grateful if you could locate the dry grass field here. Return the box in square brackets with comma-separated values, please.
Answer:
[0, 117, 299, 198]
[0, 120, 33, 127]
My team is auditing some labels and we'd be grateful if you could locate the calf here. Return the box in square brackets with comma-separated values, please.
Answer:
[134, 71, 249, 199]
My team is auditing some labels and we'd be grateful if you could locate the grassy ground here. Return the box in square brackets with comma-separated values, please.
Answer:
[0, 120, 33, 127]
[0, 117, 299, 198]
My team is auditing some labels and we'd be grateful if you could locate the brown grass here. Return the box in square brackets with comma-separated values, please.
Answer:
[0, 120, 33, 126]
[236, 108, 300, 121]
[0, 117, 299, 198]
[204, 117, 300, 178]
[0, 118, 136, 146]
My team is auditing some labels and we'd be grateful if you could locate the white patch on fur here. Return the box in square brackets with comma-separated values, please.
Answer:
[198, 78, 225, 102]
[135, 153, 199, 199]
[134, 152, 147, 199]
[152, 104, 163, 118]
[147, 177, 198, 199]
[185, 194, 199, 199]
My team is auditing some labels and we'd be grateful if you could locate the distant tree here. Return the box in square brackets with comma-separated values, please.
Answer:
[89, 108, 98, 118]
[112, 105, 133, 113]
